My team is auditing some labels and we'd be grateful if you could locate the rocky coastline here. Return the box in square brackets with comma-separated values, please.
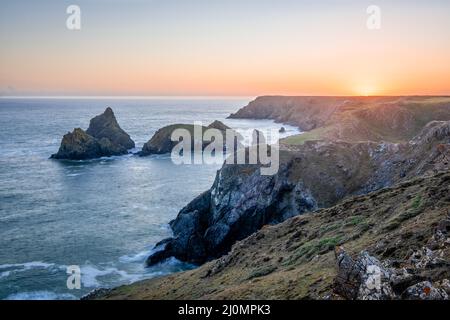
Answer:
[72, 96, 450, 300]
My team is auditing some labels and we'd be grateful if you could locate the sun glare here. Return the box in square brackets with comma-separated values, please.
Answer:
[355, 85, 379, 97]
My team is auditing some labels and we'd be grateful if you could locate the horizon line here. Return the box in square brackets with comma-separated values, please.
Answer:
[1, 94, 450, 100]
[0, 95, 257, 100]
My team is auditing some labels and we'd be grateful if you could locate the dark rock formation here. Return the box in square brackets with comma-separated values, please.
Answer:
[140, 120, 237, 156]
[279, 127, 286, 133]
[208, 120, 230, 131]
[146, 120, 450, 266]
[147, 161, 317, 265]
[86, 107, 135, 149]
[51, 108, 134, 160]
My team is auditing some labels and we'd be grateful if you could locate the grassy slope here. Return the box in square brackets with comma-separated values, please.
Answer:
[98, 171, 450, 300]
[282, 97, 450, 145]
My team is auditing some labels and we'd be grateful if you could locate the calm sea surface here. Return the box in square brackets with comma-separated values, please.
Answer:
[0, 98, 300, 299]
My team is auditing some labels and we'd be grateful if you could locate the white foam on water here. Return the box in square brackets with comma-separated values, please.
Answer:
[0, 261, 57, 280]
[66, 173, 82, 177]
[80, 264, 150, 288]
[5, 291, 77, 300]
[0, 261, 55, 270]
[119, 250, 149, 263]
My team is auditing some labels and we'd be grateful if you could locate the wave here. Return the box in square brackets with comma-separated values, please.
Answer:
[5, 291, 77, 300]
[119, 250, 150, 263]
[0, 261, 56, 279]
[66, 173, 83, 177]
[80, 263, 163, 288]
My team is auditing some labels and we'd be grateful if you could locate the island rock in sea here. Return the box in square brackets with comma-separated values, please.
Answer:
[51, 107, 135, 160]
[139, 120, 236, 156]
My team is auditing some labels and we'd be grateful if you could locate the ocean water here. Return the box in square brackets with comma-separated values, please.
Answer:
[0, 97, 300, 300]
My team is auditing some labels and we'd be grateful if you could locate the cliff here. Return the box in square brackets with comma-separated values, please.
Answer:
[93, 96, 450, 300]
[229, 96, 450, 143]
[145, 120, 450, 266]
[95, 170, 450, 299]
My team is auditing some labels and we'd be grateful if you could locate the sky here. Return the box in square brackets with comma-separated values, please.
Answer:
[0, 0, 449, 97]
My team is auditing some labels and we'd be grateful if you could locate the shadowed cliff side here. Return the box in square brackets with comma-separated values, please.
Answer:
[145, 120, 450, 266]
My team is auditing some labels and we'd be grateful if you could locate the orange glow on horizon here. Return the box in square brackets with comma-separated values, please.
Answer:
[1, 1, 449, 97]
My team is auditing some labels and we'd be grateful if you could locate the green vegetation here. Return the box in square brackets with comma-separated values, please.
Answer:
[246, 265, 277, 280]
[283, 236, 343, 266]
[282, 127, 328, 145]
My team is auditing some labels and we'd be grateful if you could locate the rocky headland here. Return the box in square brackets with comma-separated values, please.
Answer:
[51, 107, 134, 160]
[92, 96, 450, 300]
[146, 118, 450, 266]
[95, 170, 450, 299]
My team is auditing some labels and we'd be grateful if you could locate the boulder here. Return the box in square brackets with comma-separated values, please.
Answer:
[402, 281, 448, 300]
[333, 248, 394, 300]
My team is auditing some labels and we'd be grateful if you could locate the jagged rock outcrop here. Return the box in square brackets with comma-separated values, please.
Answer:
[146, 121, 450, 266]
[140, 120, 237, 156]
[51, 108, 134, 160]
[86, 107, 135, 150]
[147, 161, 317, 265]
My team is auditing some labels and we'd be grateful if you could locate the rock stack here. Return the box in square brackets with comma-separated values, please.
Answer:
[51, 107, 135, 160]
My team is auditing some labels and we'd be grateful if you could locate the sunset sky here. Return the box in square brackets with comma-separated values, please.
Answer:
[1, 0, 449, 97]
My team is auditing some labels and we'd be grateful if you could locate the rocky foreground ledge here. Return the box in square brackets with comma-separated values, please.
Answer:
[51, 107, 135, 160]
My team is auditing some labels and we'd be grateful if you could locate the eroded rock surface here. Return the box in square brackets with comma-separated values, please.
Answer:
[146, 121, 450, 266]
[51, 108, 134, 160]
[140, 120, 235, 156]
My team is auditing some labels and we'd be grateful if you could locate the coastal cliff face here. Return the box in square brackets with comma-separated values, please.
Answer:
[230, 96, 450, 143]
[89, 96, 450, 300]
[146, 120, 450, 266]
[51, 108, 134, 160]
[97, 170, 450, 300]
[228, 96, 343, 131]
[147, 160, 317, 265]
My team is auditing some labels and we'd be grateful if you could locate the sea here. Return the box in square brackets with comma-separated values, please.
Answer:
[0, 97, 300, 300]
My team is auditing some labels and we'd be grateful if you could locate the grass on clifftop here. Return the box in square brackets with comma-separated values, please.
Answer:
[281, 97, 450, 146]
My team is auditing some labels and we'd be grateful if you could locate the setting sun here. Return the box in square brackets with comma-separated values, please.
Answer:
[356, 85, 379, 97]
